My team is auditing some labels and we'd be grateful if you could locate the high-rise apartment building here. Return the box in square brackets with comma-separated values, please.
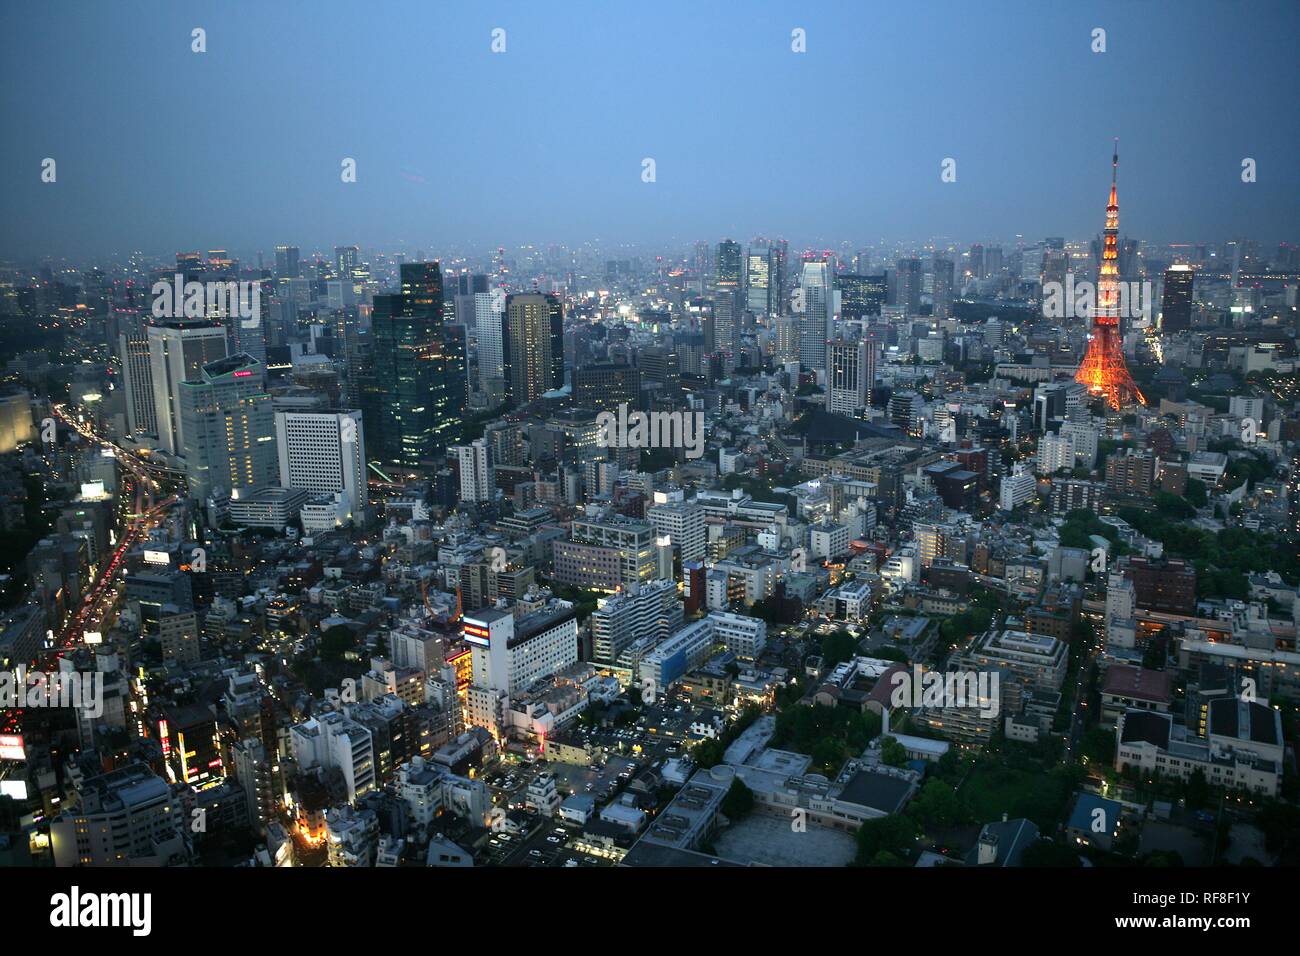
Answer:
[451, 438, 495, 503]
[712, 287, 742, 364]
[590, 579, 684, 664]
[1037, 432, 1075, 475]
[894, 257, 923, 313]
[503, 292, 564, 405]
[825, 337, 876, 416]
[474, 291, 506, 398]
[646, 494, 706, 563]
[1106, 448, 1156, 498]
[932, 256, 955, 319]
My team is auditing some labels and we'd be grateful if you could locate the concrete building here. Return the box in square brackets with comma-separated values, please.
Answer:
[590, 580, 683, 665]
[290, 710, 376, 803]
[178, 353, 276, 502]
[957, 628, 1068, 693]
[1116, 699, 1283, 797]
[706, 610, 767, 659]
[552, 516, 656, 590]
[647, 495, 707, 563]
[464, 601, 580, 731]
[50, 763, 188, 867]
[147, 321, 228, 455]
[275, 409, 367, 525]
[452, 437, 496, 503]
[158, 605, 200, 667]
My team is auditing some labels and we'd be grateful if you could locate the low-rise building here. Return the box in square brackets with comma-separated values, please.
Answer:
[1116, 699, 1283, 797]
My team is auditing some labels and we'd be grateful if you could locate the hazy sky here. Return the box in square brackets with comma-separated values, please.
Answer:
[2, 0, 1297, 260]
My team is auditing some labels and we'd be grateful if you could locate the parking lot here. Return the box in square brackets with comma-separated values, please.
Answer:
[484, 816, 614, 868]
[474, 689, 715, 867]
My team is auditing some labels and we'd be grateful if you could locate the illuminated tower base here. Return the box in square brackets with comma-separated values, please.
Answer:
[1076, 324, 1145, 410]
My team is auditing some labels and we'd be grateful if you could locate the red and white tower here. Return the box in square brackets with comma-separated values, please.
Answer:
[1075, 141, 1145, 410]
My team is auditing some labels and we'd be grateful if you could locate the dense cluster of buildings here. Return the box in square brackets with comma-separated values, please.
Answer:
[0, 207, 1296, 871]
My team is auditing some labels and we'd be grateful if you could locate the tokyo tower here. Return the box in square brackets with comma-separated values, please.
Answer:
[1075, 140, 1146, 410]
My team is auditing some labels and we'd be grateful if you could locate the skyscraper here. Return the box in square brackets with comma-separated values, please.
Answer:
[894, 257, 923, 314]
[985, 246, 1004, 275]
[715, 240, 742, 289]
[474, 291, 506, 401]
[1160, 265, 1194, 333]
[798, 261, 834, 370]
[932, 256, 955, 319]
[274, 409, 368, 525]
[712, 287, 742, 366]
[503, 292, 564, 405]
[837, 273, 887, 321]
[274, 245, 300, 279]
[178, 353, 276, 501]
[745, 246, 775, 317]
[826, 337, 876, 417]
[334, 245, 360, 279]
[451, 438, 495, 503]
[366, 262, 467, 472]
[147, 321, 229, 455]
[119, 330, 156, 438]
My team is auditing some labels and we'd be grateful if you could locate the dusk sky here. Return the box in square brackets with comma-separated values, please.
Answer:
[2, 0, 1297, 259]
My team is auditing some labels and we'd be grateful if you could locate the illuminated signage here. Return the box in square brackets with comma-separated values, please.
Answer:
[462, 621, 491, 647]
[84, 631, 103, 645]
[0, 734, 25, 762]
[143, 550, 170, 565]
[80, 481, 107, 499]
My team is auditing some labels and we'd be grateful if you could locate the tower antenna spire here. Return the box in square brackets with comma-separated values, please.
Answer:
[1112, 138, 1119, 184]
